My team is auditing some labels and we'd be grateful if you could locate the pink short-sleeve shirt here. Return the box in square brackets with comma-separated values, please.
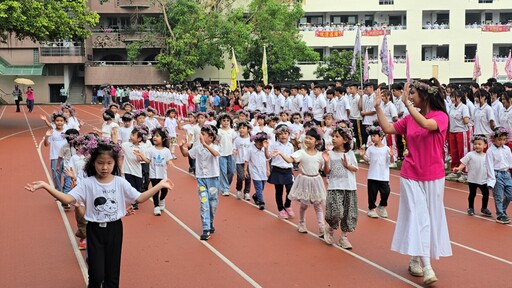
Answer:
[393, 110, 448, 181]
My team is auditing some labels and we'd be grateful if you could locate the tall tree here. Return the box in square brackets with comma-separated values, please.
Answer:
[0, 0, 99, 43]
[314, 50, 361, 83]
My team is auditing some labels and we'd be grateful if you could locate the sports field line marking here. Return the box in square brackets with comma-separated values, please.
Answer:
[23, 107, 89, 285]
[0, 106, 6, 120]
[169, 163, 422, 288]
[158, 201, 262, 288]
[0, 126, 47, 142]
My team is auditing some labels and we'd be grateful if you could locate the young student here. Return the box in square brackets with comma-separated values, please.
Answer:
[233, 121, 253, 200]
[453, 135, 492, 216]
[179, 125, 221, 240]
[147, 127, 173, 216]
[205, 110, 217, 126]
[274, 127, 326, 237]
[94, 109, 119, 142]
[323, 127, 359, 249]
[216, 113, 237, 196]
[122, 102, 134, 116]
[445, 90, 471, 182]
[43, 111, 69, 193]
[359, 125, 393, 218]
[473, 89, 496, 143]
[235, 110, 250, 125]
[485, 127, 512, 224]
[56, 128, 80, 209]
[251, 113, 270, 136]
[381, 90, 399, 168]
[323, 113, 335, 150]
[164, 108, 178, 159]
[244, 132, 271, 210]
[268, 125, 295, 219]
[118, 113, 134, 143]
[121, 127, 149, 210]
[109, 103, 121, 124]
[133, 111, 152, 192]
[184, 112, 200, 174]
[61, 104, 83, 131]
[25, 139, 173, 288]
[145, 107, 161, 132]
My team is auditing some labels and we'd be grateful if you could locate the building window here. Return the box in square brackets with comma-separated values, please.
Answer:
[464, 44, 477, 62]
[478, 0, 493, 3]
[422, 45, 449, 61]
[314, 48, 324, 61]
[379, 0, 394, 4]
[329, 15, 358, 25]
[422, 11, 450, 29]
[393, 45, 406, 63]
[493, 44, 512, 62]
[499, 13, 512, 25]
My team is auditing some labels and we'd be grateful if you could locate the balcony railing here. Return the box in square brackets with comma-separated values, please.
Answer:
[117, 0, 152, 8]
[91, 32, 164, 48]
[88, 61, 158, 66]
[40, 42, 85, 56]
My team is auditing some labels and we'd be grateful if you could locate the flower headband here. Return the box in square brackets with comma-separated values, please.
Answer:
[217, 112, 232, 122]
[196, 111, 207, 118]
[122, 102, 133, 109]
[411, 80, 439, 95]
[255, 113, 269, 121]
[492, 127, 509, 138]
[323, 112, 334, 120]
[146, 107, 157, 114]
[151, 127, 169, 140]
[237, 110, 250, 118]
[109, 103, 119, 110]
[472, 134, 488, 143]
[51, 111, 68, 122]
[122, 112, 133, 120]
[60, 104, 75, 116]
[274, 125, 292, 135]
[336, 119, 353, 129]
[251, 132, 270, 142]
[331, 127, 353, 141]
[235, 121, 252, 130]
[133, 109, 147, 119]
[77, 135, 123, 159]
[201, 124, 218, 137]
[366, 125, 384, 137]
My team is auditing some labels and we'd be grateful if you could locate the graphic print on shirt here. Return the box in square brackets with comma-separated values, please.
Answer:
[330, 155, 348, 180]
[153, 154, 166, 168]
[93, 189, 119, 222]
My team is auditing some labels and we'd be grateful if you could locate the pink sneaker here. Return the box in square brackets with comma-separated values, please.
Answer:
[285, 207, 295, 218]
[278, 210, 288, 219]
[79, 239, 87, 250]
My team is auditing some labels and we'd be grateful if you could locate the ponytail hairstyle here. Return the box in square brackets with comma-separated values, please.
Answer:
[474, 89, 491, 106]
[410, 78, 447, 115]
[451, 89, 466, 105]
[131, 125, 149, 142]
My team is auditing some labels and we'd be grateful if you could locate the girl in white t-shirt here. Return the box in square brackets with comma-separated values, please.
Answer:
[145, 107, 161, 132]
[473, 89, 496, 140]
[147, 127, 173, 216]
[216, 113, 237, 196]
[26, 138, 173, 287]
[453, 135, 492, 217]
[359, 125, 393, 219]
[245, 132, 271, 210]
[94, 109, 119, 142]
[274, 127, 326, 237]
[43, 111, 68, 192]
[121, 126, 149, 210]
[164, 108, 178, 158]
[233, 121, 252, 200]
[323, 127, 358, 249]
[118, 113, 134, 143]
[61, 104, 83, 131]
[108, 104, 121, 125]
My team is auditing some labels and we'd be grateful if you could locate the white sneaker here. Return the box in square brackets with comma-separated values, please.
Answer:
[236, 191, 242, 200]
[376, 206, 388, 218]
[222, 191, 230, 197]
[297, 222, 307, 233]
[338, 236, 352, 249]
[457, 174, 467, 183]
[153, 207, 161, 216]
[408, 256, 424, 277]
[423, 267, 438, 286]
[325, 227, 334, 245]
[244, 193, 250, 201]
[367, 209, 379, 218]
[159, 199, 165, 210]
[445, 172, 459, 180]
[388, 163, 397, 168]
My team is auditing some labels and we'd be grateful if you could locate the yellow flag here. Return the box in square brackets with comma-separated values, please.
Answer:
[262, 46, 268, 85]
[230, 48, 239, 91]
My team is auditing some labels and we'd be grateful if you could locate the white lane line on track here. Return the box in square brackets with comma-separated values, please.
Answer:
[0, 126, 46, 142]
[0, 106, 7, 120]
[169, 163, 422, 288]
[24, 107, 89, 284]
[158, 201, 263, 288]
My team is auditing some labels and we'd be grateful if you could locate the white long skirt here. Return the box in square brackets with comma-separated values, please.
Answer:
[391, 177, 453, 260]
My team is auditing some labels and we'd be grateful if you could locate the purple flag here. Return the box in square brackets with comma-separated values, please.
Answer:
[380, 33, 389, 76]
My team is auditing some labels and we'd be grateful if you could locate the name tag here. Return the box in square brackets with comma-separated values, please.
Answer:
[99, 223, 107, 228]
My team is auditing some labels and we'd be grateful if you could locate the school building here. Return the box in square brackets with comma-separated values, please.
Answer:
[0, 0, 511, 104]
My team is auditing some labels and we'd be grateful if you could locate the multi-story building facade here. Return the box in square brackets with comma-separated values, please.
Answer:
[0, 0, 511, 104]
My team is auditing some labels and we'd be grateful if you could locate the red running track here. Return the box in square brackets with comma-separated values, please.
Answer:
[0, 104, 510, 287]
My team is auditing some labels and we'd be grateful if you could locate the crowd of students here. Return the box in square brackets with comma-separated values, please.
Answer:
[24, 76, 512, 287]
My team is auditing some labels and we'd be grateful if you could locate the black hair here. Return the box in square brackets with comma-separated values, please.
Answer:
[121, 112, 133, 122]
[84, 144, 121, 177]
[151, 127, 169, 148]
[416, 78, 448, 115]
[335, 86, 346, 94]
[131, 127, 147, 141]
[474, 89, 491, 106]
[103, 109, 115, 121]
[64, 128, 79, 144]
[391, 83, 403, 90]
[326, 89, 335, 95]
[332, 128, 352, 152]
[201, 124, 218, 139]
[303, 111, 313, 119]
[216, 113, 233, 128]
[451, 90, 466, 105]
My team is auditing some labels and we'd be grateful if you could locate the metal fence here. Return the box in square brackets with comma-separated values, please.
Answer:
[40, 42, 84, 57]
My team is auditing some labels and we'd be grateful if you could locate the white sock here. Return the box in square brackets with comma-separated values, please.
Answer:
[421, 256, 431, 270]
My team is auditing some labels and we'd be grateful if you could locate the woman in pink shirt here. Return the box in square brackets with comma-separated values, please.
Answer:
[26, 86, 35, 113]
[374, 78, 452, 286]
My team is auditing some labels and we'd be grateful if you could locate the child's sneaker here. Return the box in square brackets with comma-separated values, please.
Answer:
[297, 222, 307, 233]
[423, 267, 438, 286]
[78, 239, 87, 250]
[318, 227, 325, 239]
[285, 207, 295, 218]
[278, 210, 288, 219]
[367, 209, 378, 218]
[222, 191, 230, 197]
[132, 203, 139, 210]
[376, 206, 388, 218]
[338, 236, 352, 249]
[62, 203, 71, 211]
[244, 193, 250, 201]
[158, 199, 165, 210]
[325, 227, 334, 245]
[445, 172, 459, 180]
[258, 204, 265, 210]
[408, 256, 424, 277]
[481, 208, 492, 217]
[236, 191, 242, 200]
[388, 163, 397, 168]
[200, 230, 211, 241]
[153, 207, 161, 216]
[209, 224, 215, 234]
[467, 208, 475, 216]
[252, 193, 259, 204]
[496, 215, 511, 224]
[457, 174, 467, 183]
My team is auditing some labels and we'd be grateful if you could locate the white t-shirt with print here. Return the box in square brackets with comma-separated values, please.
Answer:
[147, 146, 172, 179]
[118, 126, 132, 144]
[366, 145, 390, 181]
[69, 154, 87, 185]
[327, 150, 358, 190]
[189, 143, 220, 178]
[69, 176, 140, 222]
[233, 136, 252, 164]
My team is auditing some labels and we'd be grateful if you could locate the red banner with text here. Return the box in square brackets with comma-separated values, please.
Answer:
[481, 25, 511, 32]
[314, 30, 344, 37]
[361, 29, 391, 36]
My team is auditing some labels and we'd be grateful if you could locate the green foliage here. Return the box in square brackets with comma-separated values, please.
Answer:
[314, 50, 361, 82]
[0, 0, 99, 42]
[126, 42, 142, 62]
[236, 0, 319, 83]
